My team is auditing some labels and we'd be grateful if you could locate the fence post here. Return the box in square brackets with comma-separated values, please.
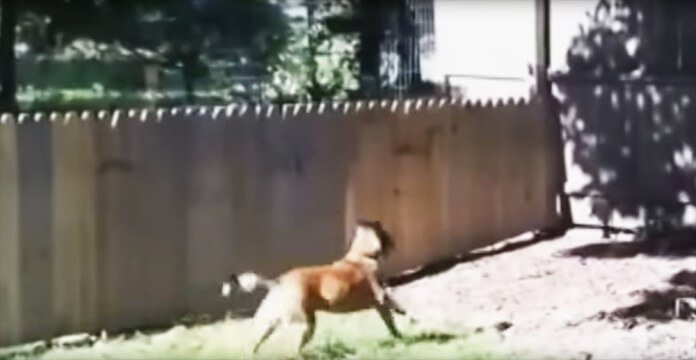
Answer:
[535, 0, 573, 232]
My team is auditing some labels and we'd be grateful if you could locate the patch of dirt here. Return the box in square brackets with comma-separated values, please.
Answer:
[391, 229, 696, 360]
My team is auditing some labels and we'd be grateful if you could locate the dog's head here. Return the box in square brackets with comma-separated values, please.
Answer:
[220, 273, 240, 297]
[348, 219, 395, 260]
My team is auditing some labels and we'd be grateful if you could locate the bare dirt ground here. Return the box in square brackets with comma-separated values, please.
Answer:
[390, 228, 696, 360]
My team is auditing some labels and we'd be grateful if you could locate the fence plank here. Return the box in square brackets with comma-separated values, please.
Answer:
[0, 119, 20, 346]
[389, 104, 449, 273]
[443, 104, 478, 251]
[16, 119, 54, 341]
[347, 105, 401, 275]
[51, 113, 99, 335]
[96, 111, 188, 331]
[186, 110, 231, 314]
[249, 105, 352, 273]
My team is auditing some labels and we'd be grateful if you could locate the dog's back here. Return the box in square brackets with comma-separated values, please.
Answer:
[275, 260, 378, 314]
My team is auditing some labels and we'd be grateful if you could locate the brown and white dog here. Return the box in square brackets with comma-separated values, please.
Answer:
[220, 220, 410, 354]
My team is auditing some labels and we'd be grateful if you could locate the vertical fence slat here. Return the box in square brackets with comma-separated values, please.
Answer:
[136, 113, 189, 326]
[390, 104, 449, 273]
[347, 106, 401, 274]
[97, 111, 188, 331]
[262, 105, 351, 272]
[468, 105, 499, 247]
[186, 110, 238, 315]
[505, 102, 536, 234]
[443, 104, 478, 250]
[95, 113, 128, 330]
[0, 119, 20, 346]
[51, 113, 99, 335]
[221, 107, 277, 311]
[16, 119, 54, 340]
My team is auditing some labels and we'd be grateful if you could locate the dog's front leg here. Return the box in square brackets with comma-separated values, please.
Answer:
[384, 291, 420, 325]
[375, 304, 402, 338]
[383, 291, 406, 315]
[366, 273, 388, 305]
[368, 275, 412, 320]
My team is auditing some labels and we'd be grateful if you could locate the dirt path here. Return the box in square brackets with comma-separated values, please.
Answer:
[391, 228, 696, 360]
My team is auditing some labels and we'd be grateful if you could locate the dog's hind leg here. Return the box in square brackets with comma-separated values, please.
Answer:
[297, 311, 316, 353]
[375, 305, 402, 338]
[252, 318, 280, 354]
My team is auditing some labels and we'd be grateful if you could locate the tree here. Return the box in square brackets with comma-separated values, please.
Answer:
[324, 0, 419, 96]
[50, 0, 290, 103]
[269, 1, 358, 102]
[0, 0, 18, 112]
[1, 0, 291, 107]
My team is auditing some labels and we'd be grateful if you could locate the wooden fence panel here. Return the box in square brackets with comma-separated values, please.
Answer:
[266, 105, 354, 268]
[445, 103, 499, 250]
[185, 108, 240, 315]
[1, 97, 560, 346]
[389, 102, 449, 274]
[345, 104, 401, 273]
[0, 117, 20, 346]
[51, 113, 99, 335]
[442, 99, 556, 255]
[96, 111, 189, 331]
[16, 118, 54, 341]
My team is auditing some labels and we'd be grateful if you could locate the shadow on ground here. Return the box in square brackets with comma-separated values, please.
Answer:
[558, 228, 696, 259]
[302, 332, 461, 360]
[596, 270, 696, 323]
[378, 332, 459, 348]
[387, 229, 565, 286]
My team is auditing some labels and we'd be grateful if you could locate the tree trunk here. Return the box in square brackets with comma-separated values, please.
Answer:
[0, 0, 18, 112]
[181, 55, 196, 104]
[394, 0, 423, 94]
[356, 0, 384, 96]
[305, 1, 323, 102]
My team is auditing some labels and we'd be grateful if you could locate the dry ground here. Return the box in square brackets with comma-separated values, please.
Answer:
[391, 228, 696, 360]
[2, 228, 695, 360]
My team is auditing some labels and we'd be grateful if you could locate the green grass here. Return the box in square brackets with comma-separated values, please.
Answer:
[1, 311, 506, 360]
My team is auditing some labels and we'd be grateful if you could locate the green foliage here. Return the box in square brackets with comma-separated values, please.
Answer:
[5, 0, 372, 108]
[17, 59, 145, 90]
[7, 0, 293, 105]
[16, 88, 230, 112]
[22, 0, 290, 61]
[268, 4, 359, 102]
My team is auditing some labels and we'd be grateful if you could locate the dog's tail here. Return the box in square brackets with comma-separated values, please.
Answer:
[221, 272, 277, 297]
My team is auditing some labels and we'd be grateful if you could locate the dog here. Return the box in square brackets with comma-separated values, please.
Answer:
[220, 220, 410, 355]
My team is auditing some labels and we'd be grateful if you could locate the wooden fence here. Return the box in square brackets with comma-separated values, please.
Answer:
[0, 97, 560, 346]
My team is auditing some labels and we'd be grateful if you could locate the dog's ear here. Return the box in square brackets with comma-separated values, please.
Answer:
[228, 273, 239, 285]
